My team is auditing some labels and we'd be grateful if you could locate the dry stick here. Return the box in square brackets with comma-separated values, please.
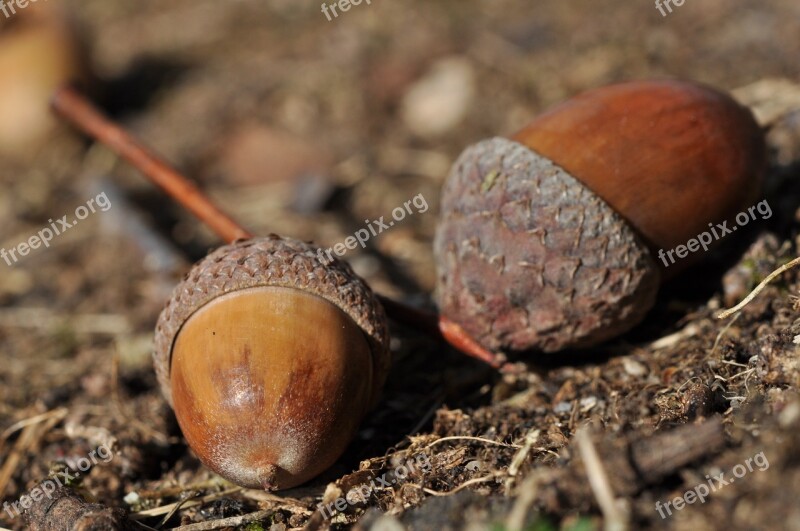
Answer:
[168, 510, 273, 531]
[51, 86, 251, 243]
[51, 85, 501, 367]
[575, 428, 629, 531]
[717, 256, 800, 319]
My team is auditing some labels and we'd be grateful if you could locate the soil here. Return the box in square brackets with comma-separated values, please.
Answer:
[1, 1, 800, 530]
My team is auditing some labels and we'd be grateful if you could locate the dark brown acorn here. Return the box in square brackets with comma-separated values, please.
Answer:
[434, 80, 766, 355]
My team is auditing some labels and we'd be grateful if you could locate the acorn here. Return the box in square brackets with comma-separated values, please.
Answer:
[153, 236, 390, 490]
[434, 80, 766, 354]
[0, 1, 90, 159]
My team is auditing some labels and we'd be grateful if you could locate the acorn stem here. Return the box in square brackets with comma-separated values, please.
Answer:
[51, 84, 252, 243]
[50, 85, 502, 367]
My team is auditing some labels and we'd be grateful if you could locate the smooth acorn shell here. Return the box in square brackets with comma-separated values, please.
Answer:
[153, 236, 390, 490]
[513, 80, 766, 264]
[434, 137, 660, 354]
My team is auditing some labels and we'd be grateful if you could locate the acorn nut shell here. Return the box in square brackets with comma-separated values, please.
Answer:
[434, 137, 661, 354]
[154, 236, 390, 490]
[513, 80, 767, 266]
[434, 80, 766, 356]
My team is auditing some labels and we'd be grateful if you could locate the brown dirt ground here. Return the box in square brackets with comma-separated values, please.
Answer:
[2, 0, 800, 530]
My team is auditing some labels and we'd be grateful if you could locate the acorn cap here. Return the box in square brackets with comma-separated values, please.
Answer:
[434, 137, 660, 354]
[153, 235, 390, 408]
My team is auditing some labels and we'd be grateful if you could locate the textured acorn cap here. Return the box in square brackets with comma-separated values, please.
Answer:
[434, 137, 661, 354]
[153, 235, 390, 408]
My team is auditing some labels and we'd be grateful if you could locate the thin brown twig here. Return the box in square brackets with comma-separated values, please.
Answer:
[51, 85, 251, 243]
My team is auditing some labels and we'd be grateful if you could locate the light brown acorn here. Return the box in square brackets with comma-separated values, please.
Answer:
[434, 80, 766, 355]
[152, 236, 390, 490]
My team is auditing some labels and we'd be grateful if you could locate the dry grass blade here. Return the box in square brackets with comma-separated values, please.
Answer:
[157, 492, 201, 529]
[419, 472, 499, 496]
[0, 407, 69, 444]
[506, 473, 541, 531]
[508, 429, 541, 477]
[167, 510, 273, 530]
[717, 256, 800, 319]
[130, 488, 242, 520]
[239, 488, 310, 510]
[424, 436, 521, 450]
[576, 428, 629, 531]
[0, 408, 69, 498]
[710, 312, 742, 356]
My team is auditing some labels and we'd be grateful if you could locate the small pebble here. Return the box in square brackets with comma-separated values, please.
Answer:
[369, 515, 405, 531]
[554, 401, 572, 414]
[623, 357, 648, 377]
[401, 57, 475, 138]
